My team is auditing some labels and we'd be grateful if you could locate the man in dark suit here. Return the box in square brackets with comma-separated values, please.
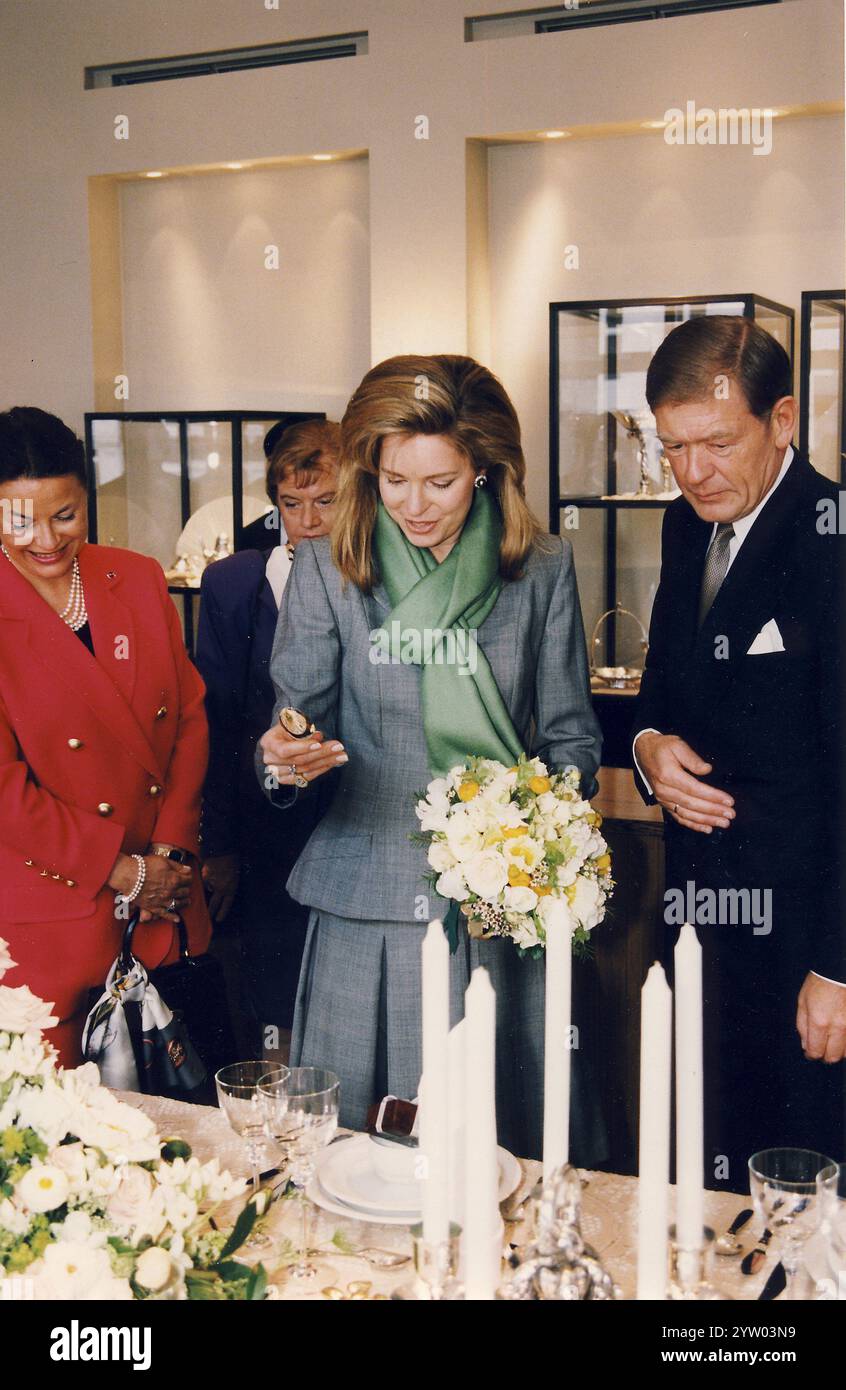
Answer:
[197, 421, 339, 1056]
[633, 316, 845, 1190]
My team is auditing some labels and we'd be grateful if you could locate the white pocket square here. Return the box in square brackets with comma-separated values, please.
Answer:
[746, 618, 785, 655]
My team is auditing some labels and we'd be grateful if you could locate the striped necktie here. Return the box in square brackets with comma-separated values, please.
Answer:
[697, 523, 735, 626]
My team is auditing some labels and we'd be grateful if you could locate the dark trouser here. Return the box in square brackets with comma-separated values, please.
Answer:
[663, 829, 846, 1192]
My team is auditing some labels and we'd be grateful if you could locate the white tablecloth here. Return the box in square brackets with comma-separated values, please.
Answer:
[117, 1091, 779, 1301]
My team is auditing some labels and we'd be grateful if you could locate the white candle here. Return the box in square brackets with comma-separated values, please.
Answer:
[543, 896, 572, 1181]
[420, 919, 450, 1246]
[674, 922, 704, 1249]
[463, 966, 499, 1300]
[637, 962, 673, 1300]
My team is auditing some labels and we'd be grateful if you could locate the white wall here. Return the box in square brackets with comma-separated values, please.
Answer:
[0, 0, 842, 461]
[119, 160, 370, 415]
[488, 115, 845, 522]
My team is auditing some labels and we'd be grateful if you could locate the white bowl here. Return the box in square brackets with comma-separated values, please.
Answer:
[368, 1134, 419, 1186]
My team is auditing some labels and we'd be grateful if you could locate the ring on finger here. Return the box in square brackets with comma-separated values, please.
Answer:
[289, 762, 308, 790]
[672, 803, 679, 814]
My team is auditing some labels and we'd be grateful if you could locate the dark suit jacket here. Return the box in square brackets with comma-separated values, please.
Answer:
[632, 451, 845, 980]
[196, 549, 326, 865]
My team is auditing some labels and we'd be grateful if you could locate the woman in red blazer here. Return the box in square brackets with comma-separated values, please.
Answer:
[0, 407, 211, 1066]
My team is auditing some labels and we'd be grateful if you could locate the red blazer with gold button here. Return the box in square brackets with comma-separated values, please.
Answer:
[0, 542, 212, 1064]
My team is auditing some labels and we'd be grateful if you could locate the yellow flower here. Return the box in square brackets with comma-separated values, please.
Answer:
[500, 825, 526, 839]
[565, 882, 578, 904]
[458, 781, 479, 802]
[535, 884, 552, 897]
[507, 864, 532, 888]
[508, 765, 519, 773]
[594, 853, 612, 873]
[528, 776, 551, 794]
[587, 811, 603, 828]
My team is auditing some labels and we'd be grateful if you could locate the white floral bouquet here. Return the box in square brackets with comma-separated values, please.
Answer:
[414, 755, 613, 956]
[0, 939, 268, 1300]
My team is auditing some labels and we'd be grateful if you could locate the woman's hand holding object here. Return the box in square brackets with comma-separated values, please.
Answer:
[259, 725, 348, 787]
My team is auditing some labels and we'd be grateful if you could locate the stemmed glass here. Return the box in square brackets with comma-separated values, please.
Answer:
[261, 1066, 339, 1286]
[749, 1148, 837, 1300]
[816, 1163, 846, 1297]
[215, 1061, 290, 1249]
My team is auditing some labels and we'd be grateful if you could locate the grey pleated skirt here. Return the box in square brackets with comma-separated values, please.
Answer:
[289, 908, 607, 1165]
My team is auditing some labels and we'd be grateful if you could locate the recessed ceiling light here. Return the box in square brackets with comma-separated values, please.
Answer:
[543, 130, 570, 139]
[146, 170, 165, 178]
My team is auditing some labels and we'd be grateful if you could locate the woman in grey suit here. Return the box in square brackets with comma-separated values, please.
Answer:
[258, 355, 606, 1163]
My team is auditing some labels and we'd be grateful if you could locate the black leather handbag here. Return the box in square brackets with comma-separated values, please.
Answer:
[83, 912, 237, 1104]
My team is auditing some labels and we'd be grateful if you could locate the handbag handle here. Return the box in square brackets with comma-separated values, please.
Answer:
[118, 910, 191, 974]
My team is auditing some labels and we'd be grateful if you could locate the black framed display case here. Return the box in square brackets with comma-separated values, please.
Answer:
[85, 409, 324, 653]
[549, 294, 795, 696]
[799, 290, 845, 483]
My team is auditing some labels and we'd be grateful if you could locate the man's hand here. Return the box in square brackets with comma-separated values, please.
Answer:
[634, 732, 735, 833]
[797, 973, 846, 1063]
[202, 854, 240, 923]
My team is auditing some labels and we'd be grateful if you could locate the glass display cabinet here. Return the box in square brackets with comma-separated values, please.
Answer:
[85, 409, 323, 652]
[799, 290, 845, 483]
[549, 294, 795, 696]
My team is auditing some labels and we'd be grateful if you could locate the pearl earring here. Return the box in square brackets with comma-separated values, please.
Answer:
[474, 473, 487, 489]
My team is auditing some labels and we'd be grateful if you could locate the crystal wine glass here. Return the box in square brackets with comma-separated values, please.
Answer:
[749, 1148, 837, 1300]
[816, 1163, 846, 1298]
[215, 1061, 289, 1249]
[268, 1066, 339, 1286]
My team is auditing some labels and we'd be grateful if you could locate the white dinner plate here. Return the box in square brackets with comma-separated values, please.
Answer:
[306, 1172, 417, 1227]
[315, 1135, 522, 1218]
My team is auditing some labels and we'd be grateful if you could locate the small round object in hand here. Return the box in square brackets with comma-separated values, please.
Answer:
[279, 706, 316, 739]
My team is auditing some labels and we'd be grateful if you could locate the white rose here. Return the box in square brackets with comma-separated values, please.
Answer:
[0, 1197, 29, 1236]
[463, 849, 508, 900]
[0, 939, 16, 980]
[54, 1208, 106, 1247]
[536, 893, 573, 935]
[502, 885, 539, 913]
[570, 876, 605, 931]
[0, 984, 58, 1035]
[511, 916, 541, 950]
[444, 811, 484, 862]
[16, 1082, 77, 1149]
[416, 801, 451, 834]
[61, 1079, 160, 1163]
[31, 1242, 133, 1301]
[134, 1245, 173, 1292]
[428, 839, 457, 873]
[48, 1142, 90, 1189]
[436, 866, 469, 902]
[105, 1164, 155, 1232]
[17, 1164, 70, 1213]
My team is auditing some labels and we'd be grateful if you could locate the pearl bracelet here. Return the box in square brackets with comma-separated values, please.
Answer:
[117, 853, 146, 904]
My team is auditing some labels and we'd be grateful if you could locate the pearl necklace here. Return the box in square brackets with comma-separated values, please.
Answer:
[1, 544, 88, 631]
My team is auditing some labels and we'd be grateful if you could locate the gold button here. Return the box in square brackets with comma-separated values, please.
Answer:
[24, 859, 33, 867]
[97, 802, 114, 816]
[67, 738, 83, 750]
[148, 784, 162, 797]
[66, 879, 76, 888]
[155, 705, 167, 720]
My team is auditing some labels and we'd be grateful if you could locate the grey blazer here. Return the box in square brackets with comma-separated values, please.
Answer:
[258, 534, 602, 922]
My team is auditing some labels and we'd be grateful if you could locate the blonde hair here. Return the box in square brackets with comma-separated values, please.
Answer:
[331, 355, 545, 590]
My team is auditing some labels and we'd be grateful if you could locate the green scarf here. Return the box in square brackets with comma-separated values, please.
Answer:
[373, 486, 524, 778]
